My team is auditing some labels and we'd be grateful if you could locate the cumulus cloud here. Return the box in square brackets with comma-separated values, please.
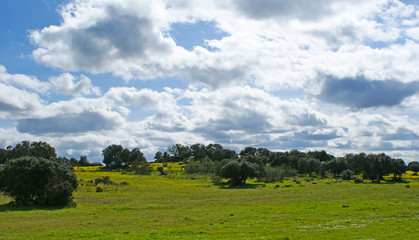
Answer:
[0, 83, 44, 118]
[233, 0, 335, 21]
[317, 75, 419, 108]
[16, 111, 121, 134]
[49, 73, 100, 96]
[2, 0, 419, 162]
[29, 0, 419, 91]
[0, 65, 49, 93]
[180, 86, 328, 147]
[104, 87, 178, 113]
[30, 0, 180, 79]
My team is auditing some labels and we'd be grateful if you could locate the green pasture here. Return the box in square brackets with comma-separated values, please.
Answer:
[0, 167, 418, 239]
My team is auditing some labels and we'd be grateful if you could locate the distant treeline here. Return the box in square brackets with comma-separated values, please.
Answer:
[101, 142, 419, 183]
[1, 141, 419, 183]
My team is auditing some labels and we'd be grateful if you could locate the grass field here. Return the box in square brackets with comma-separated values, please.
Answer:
[0, 166, 418, 239]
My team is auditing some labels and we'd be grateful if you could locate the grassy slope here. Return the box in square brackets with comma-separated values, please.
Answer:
[0, 167, 418, 240]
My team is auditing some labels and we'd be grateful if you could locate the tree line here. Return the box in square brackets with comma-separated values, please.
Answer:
[99, 142, 419, 184]
[148, 143, 419, 184]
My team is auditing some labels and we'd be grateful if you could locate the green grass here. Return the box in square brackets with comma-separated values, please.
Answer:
[0, 169, 418, 239]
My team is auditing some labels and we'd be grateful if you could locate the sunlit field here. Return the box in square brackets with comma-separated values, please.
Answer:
[0, 166, 418, 239]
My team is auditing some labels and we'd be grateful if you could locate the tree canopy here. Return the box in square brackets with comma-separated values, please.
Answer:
[102, 145, 147, 168]
[0, 156, 77, 206]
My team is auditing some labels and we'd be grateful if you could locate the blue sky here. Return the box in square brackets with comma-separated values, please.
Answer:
[1, 0, 419, 162]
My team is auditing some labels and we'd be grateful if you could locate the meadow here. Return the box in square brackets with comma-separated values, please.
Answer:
[0, 165, 418, 239]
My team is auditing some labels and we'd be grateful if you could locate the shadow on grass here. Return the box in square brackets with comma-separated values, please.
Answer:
[217, 183, 267, 189]
[0, 202, 73, 212]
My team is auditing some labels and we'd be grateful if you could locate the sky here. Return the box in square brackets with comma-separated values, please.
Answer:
[1, 0, 419, 163]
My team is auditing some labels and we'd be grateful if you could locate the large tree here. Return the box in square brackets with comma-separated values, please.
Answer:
[0, 149, 7, 165]
[327, 157, 347, 177]
[190, 143, 207, 161]
[168, 144, 191, 162]
[389, 158, 406, 181]
[407, 161, 419, 175]
[362, 153, 392, 182]
[0, 156, 77, 206]
[297, 157, 320, 177]
[102, 144, 124, 168]
[216, 158, 265, 185]
[129, 148, 147, 166]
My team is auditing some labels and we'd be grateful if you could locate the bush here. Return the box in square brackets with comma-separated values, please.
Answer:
[0, 156, 77, 206]
[264, 167, 285, 183]
[216, 159, 264, 185]
[136, 163, 154, 175]
[354, 178, 364, 184]
[93, 176, 113, 185]
[184, 160, 216, 174]
[342, 169, 353, 180]
[183, 162, 201, 174]
[157, 166, 167, 175]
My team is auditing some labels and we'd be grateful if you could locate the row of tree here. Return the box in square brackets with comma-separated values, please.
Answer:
[153, 143, 419, 183]
[154, 143, 237, 163]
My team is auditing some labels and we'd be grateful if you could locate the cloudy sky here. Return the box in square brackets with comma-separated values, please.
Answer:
[1, 0, 419, 162]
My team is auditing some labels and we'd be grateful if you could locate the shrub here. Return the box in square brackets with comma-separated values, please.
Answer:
[354, 178, 364, 184]
[136, 163, 153, 175]
[211, 175, 223, 185]
[216, 159, 264, 185]
[184, 160, 216, 174]
[183, 162, 201, 174]
[0, 156, 77, 206]
[93, 176, 113, 185]
[263, 167, 285, 183]
[342, 169, 353, 180]
[157, 166, 167, 175]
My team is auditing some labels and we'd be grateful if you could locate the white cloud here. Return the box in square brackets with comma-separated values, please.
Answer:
[104, 87, 178, 113]
[2, 0, 419, 162]
[0, 83, 44, 119]
[30, 0, 182, 80]
[0, 65, 49, 93]
[49, 73, 101, 96]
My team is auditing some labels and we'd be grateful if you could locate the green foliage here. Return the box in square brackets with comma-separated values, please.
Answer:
[326, 157, 347, 177]
[263, 165, 297, 183]
[297, 158, 320, 177]
[0, 156, 77, 206]
[205, 143, 237, 162]
[6, 141, 57, 161]
[167, 144, 191, 162]
[341, 169, 353, 180]
[190, 143, 206, 161]
[102, 144, 124, 168]
[157, 166, 166, 175]
[0, 149, 7, 165]
[362, 153, 392, 182]
[217, 159, 264, 185]
[199, 159, 216, 173]
[102, 145, 146, 168]
[264, 167, 284, 183]
[135, 163, 153, 175]
[407, 161, 419, 175]
[390, 158, 406, 181]
[154, 151, 163, 162]
[93, 176, 114, 185]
